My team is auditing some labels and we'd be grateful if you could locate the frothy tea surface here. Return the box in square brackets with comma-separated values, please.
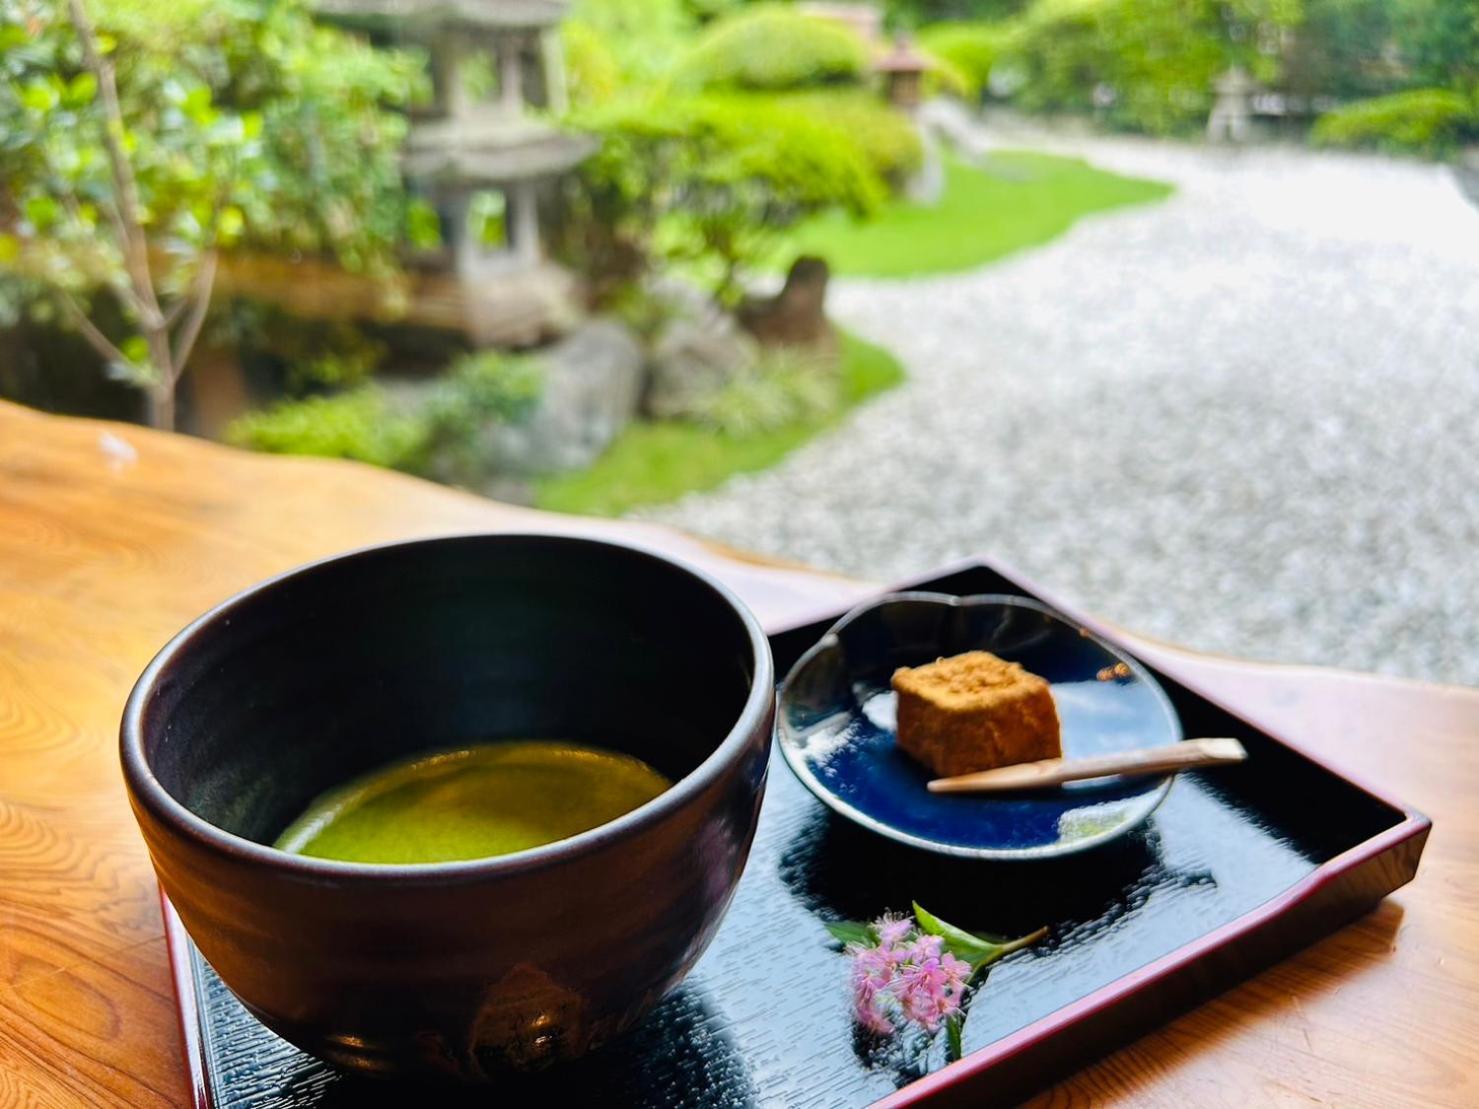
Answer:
[274, 741, 672, 864]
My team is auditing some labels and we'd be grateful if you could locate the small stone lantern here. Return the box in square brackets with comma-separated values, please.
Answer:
[876, 34, 929, 111]
[1206, 66, 1257, 143]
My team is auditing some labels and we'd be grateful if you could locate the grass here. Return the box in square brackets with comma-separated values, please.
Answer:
[534, 330, 904, 517]
[782, 151, 1173, 277]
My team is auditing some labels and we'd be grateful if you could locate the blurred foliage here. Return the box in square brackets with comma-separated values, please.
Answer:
[680, 346, 838, 435]
[676, 4, 869, 90]
[226, 386, 427, 467]
[565, 92, 884, 302]
[228, 349, 542, 474]
[1281, 0, 1399, 100]
[566, 0, 696, 83]
[536, 330, 905, 516]
[1390, 0, 1479, 91]
[1312, 87, 1477, 154]
[0, 0, 427, 271]
[999, 0, 1300, 135]
[0, 0, 425, 407]
[562, 17, 623, 106]
[767, 89, 924, 183]
[910, 0, 1477, 146]
[916, 20, 1017, 98]
[886, 0, 1031, 25]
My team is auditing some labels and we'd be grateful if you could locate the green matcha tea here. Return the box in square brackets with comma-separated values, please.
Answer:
[274, 741, 672, 864]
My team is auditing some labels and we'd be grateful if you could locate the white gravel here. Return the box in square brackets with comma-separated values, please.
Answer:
[643, 129, 1479, 686]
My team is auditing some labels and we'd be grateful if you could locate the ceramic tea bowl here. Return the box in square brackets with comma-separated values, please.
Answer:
[121, 534, 774, 1080]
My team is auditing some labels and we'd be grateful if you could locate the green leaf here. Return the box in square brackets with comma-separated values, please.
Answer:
[913, 902, 1047, 977]
[945, 1013, 964, 1061]
[22, 194, 60, 231]
[19, 79, 57, 112]
[405, 199, 441, 249]
[217, 205, 244, 242]
[823, 920, 877, 947]
[121, 336, 150, 365]
[65, 72, 97, 107]
[0, 234, 19, 264]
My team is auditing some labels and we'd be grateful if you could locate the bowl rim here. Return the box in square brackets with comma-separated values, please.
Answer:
[120, 531, 775, 884]
[776, 590, 1180, 860]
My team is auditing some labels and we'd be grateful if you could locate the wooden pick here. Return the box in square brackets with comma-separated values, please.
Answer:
[926, 737, 1248, 794]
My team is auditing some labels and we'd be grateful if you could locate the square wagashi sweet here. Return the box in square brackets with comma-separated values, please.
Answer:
[891, 650, 1062, 778]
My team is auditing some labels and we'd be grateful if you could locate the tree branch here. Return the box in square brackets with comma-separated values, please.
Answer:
[169, 250, 217, 374]
[67, 0, 164, 330]
[57, 289, 129, 368]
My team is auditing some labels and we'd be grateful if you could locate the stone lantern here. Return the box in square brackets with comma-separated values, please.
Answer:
[1206, 65, 1257, 143]
[875, 34, 929, 111]
[314, 0, 595, 344]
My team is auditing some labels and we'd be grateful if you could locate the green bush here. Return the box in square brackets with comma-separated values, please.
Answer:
[567, 0, 696, 81]
[1312, 88, 1477, 155]
[228, 351, 543, 476]
[563, 19, 623, 105]
[227, 387, 428, 468]
[568, 92, 884, 300]
[917, 21, 1018, 99]
[982, 0, 1294, 135]
[677, 5, 868, 90]
[768, 89, 924, 183]
[683, 348, 839, 436]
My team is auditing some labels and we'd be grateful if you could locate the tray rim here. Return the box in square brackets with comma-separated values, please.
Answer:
[765, 554, 1430, 1108]
[162, 553, 1432, 1109]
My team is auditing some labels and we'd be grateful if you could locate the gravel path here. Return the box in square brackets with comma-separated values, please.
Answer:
[644, 129, 1479, 686]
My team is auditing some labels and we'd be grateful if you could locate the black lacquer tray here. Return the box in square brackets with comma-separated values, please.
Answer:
[165, 559, 1429, 1108]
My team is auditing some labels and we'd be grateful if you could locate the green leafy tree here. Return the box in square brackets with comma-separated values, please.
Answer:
[567, 93, 885, 303]
[675, 4, 869, 91]
[992, 0, 1301, 135]
[0, 0, 425, 429]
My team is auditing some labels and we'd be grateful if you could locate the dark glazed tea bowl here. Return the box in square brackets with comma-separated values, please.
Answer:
[121, 534, 774, 1081]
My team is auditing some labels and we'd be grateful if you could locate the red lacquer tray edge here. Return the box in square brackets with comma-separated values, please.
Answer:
[766, 555, 1431, 1109]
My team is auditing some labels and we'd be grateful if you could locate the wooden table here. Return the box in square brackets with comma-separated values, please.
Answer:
[2, 399, 1475, 1108]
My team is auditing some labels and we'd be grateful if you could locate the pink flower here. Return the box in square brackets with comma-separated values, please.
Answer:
[874, 913, 913, 949]
[848, 943, 898, 1034]
[895, 947, 971, 1032]
[848, 924, 972, 1036]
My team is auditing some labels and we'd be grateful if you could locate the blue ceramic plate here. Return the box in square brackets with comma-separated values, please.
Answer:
[777, 592, 1183, 860]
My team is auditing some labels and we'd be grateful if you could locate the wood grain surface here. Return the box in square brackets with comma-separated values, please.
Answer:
[1, 399, 1475, 1108]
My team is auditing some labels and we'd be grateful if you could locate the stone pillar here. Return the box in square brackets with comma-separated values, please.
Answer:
[540, 27, 567, 115]
[509, 179, 541, 266]
[441, 191, 479, 282]
[431, 34, 472, 119]
[497, 33, 524, 115]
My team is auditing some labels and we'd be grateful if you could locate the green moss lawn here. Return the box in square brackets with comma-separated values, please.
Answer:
[535, 331, 903, 516]
[784, 151, 1172, 277]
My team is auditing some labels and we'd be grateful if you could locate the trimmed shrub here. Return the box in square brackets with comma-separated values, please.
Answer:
[227, 351, 542, 474]
[563, 20, 623, 106]
[917, 21, 1018, 99]
[683, 348, 839, 436]
[227, 387, 428, 468]
[769, 89, 925, 183]
[568, 92, 885, 299]
[1312, 88, 1477, 156]
[677, 5, 868, 91]
[981, 0, 1293, 136]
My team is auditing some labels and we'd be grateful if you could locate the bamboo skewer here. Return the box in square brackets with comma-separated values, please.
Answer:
[927, 737, 1248, 794]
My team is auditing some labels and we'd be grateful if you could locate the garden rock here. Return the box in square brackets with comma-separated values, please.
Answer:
[645, 311, 758, 419]
[737, 255, 837, 357]
[481, 318, 644, 476]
